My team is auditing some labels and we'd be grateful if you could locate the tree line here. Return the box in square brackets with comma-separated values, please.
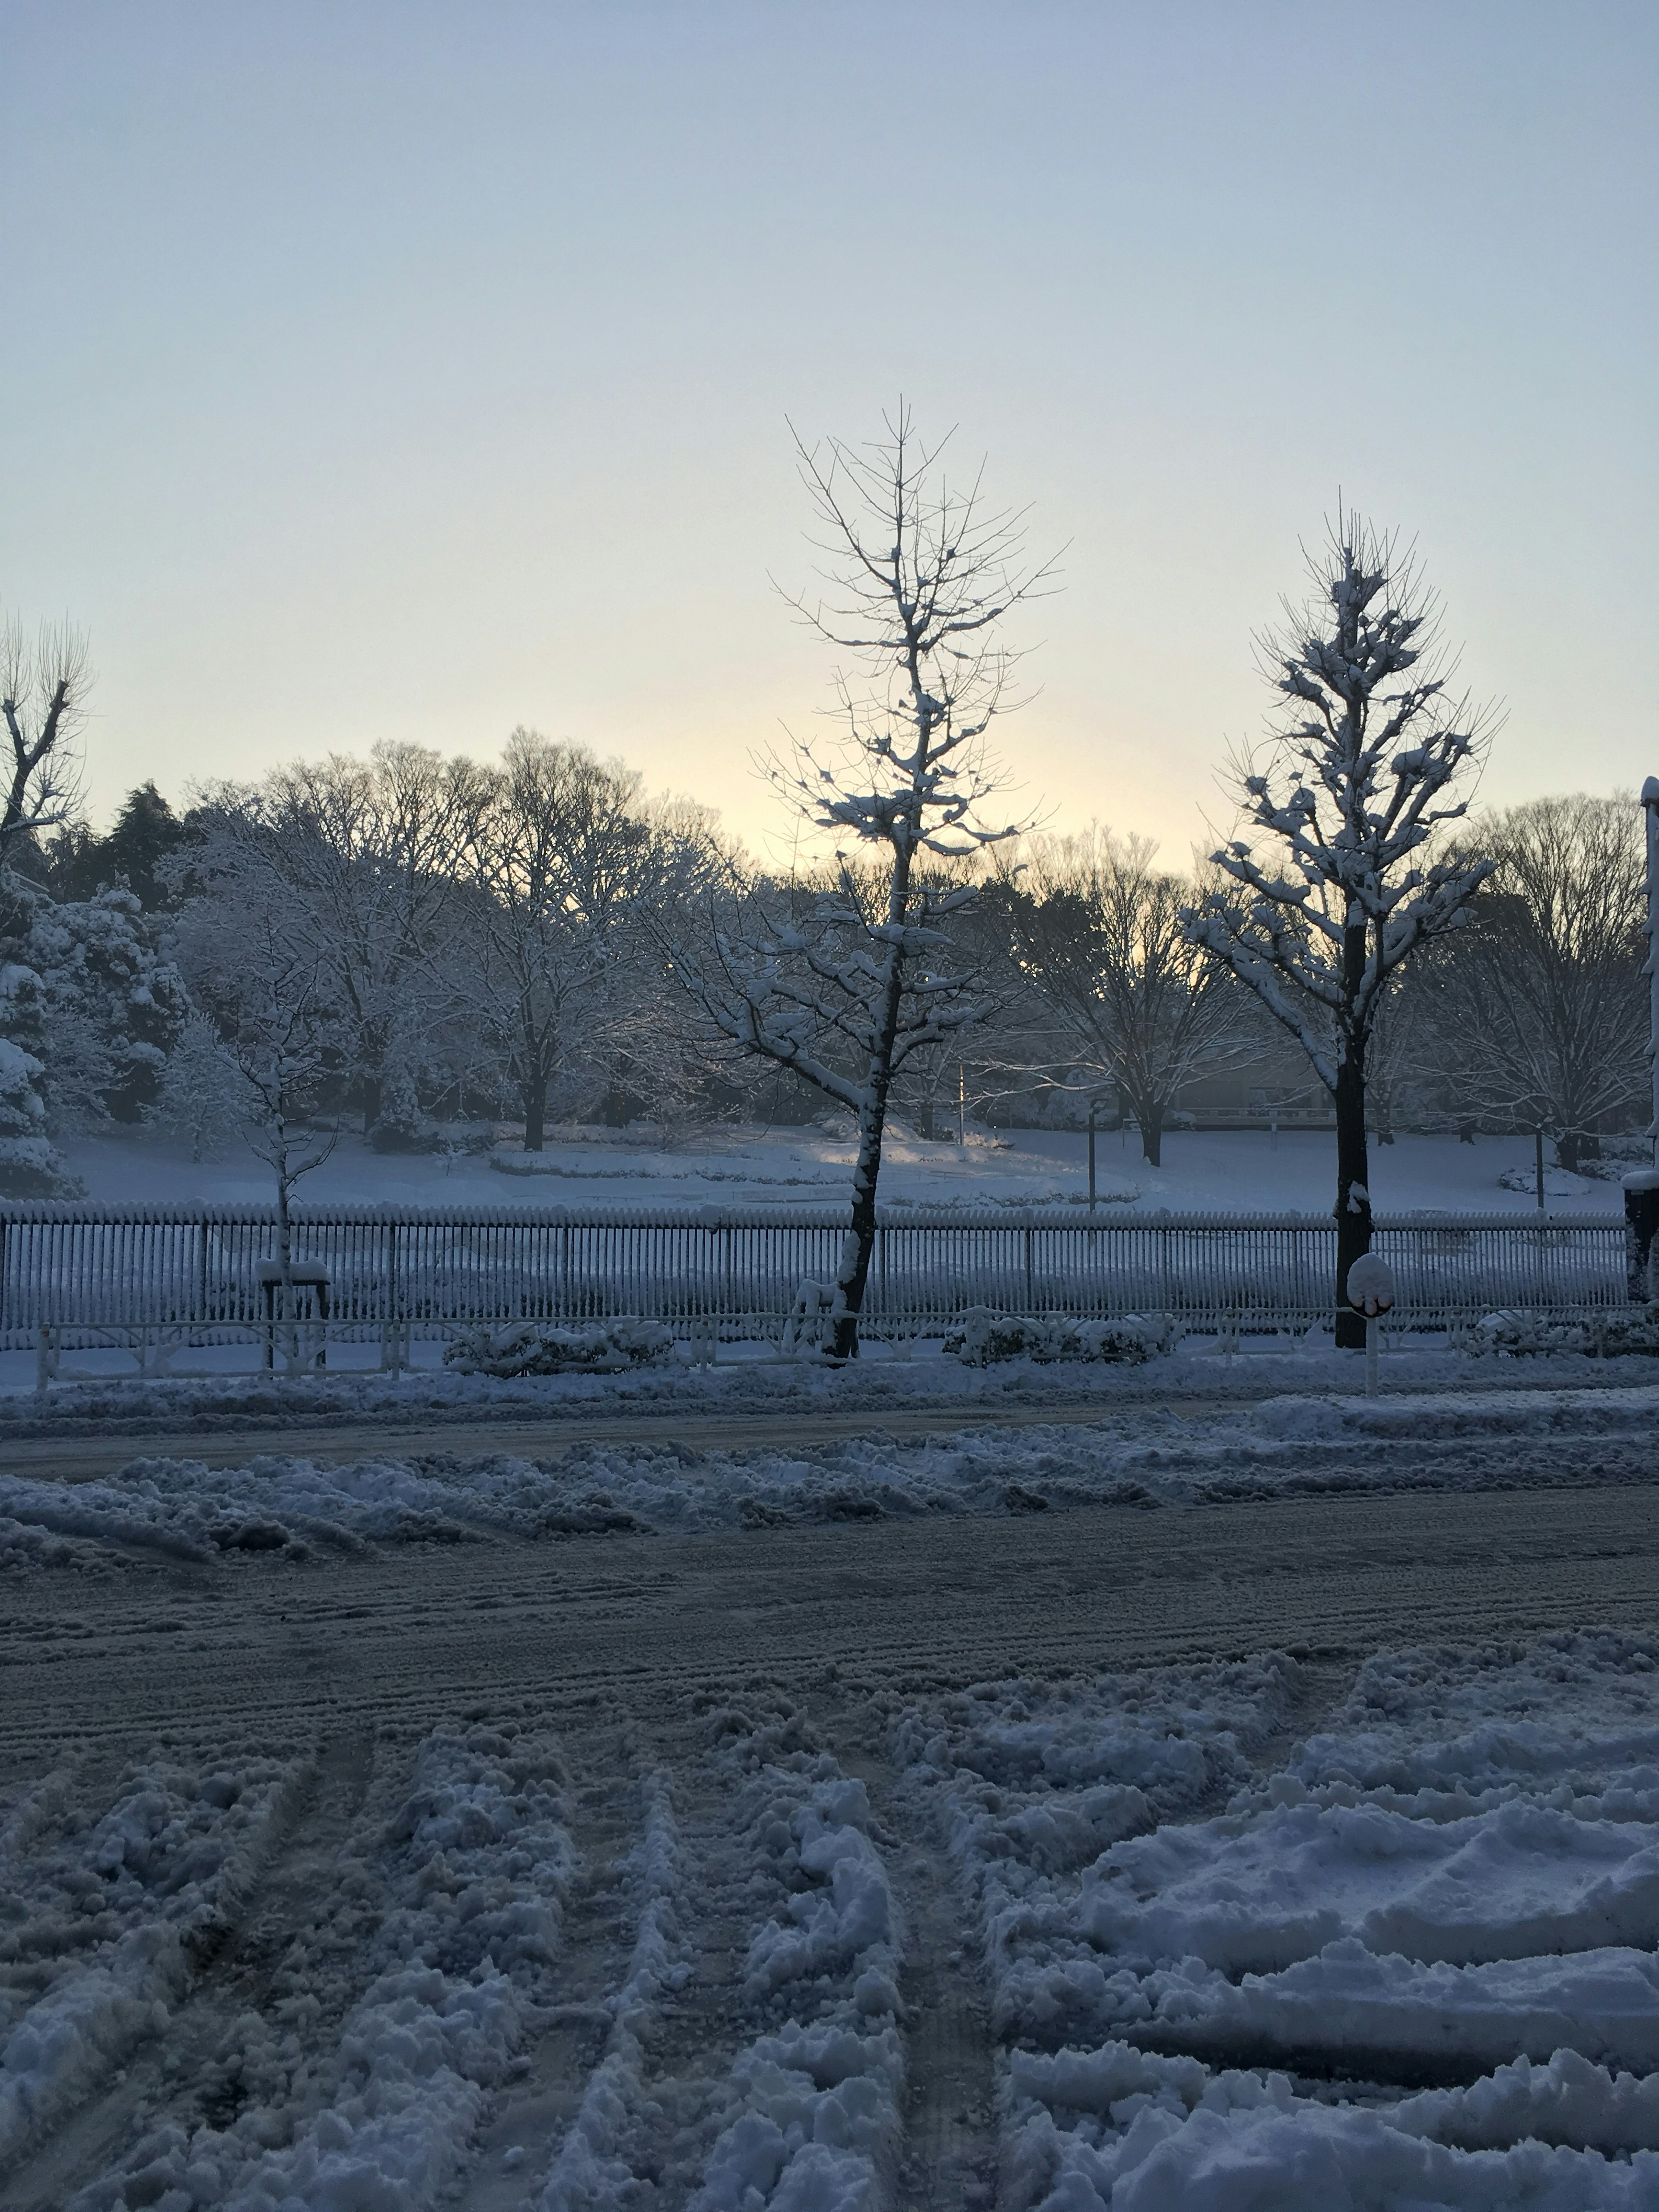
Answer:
[2, 412, 1652, 1352]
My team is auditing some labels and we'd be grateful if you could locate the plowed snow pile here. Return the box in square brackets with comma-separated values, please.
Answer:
[4, 1387, 1656, 1567]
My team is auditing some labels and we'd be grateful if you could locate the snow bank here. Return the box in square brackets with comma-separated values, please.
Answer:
[67, 1722, 576, 2212]
[0, 1752, 298, 2168]
[12, 1377, 1659, 1574]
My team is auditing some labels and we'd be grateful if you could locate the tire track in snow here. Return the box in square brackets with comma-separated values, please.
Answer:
[449, 1737, 646, 2210]
[0, 1726, 376, 2212]
[824, 1716, 999, 2212]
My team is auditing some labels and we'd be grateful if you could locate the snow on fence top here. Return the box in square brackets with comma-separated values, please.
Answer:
[0, 1203, 1628, 1339]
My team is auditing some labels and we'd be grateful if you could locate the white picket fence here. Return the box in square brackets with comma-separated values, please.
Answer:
[0, 1202, 1629, 1372]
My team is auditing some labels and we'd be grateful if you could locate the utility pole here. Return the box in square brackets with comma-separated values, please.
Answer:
[1622, 778, 1659, 1301]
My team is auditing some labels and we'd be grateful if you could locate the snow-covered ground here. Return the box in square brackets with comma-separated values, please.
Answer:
[8, 1623, 1659, 2207]
[914, 1630, 1659, 2207]
[54, 1123, 1634, 1217]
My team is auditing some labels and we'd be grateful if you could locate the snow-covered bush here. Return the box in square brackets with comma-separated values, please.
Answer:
[1472, 1307, 1659, 1358]
[944, 1306, 1160, 1365]
[0, 1035, 83, 1197]
[443, 1317, 675, 1376]
[16, 885, 188, 1126]
[143, 1010, 251, 1160]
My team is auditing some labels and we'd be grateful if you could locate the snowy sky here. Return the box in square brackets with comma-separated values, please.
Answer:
[4, 0, 1654, 867]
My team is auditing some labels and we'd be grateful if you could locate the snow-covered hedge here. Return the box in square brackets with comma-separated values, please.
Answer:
[442, 1317, 675, 1377]
[1473, 1307, 1659, 1359]
[943, 1307, 1160, 1366]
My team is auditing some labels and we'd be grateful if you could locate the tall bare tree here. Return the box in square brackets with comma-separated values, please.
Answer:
[1419, 795, 1649, 1169]
[457, 731, 655, 1149]
[1, 617, 89, 863]
[1182, 514, 1496, 1344]
[990, 830, 1248, 1165]
[184, 743, 477, 1133]
[672, 406, 1054, 1357]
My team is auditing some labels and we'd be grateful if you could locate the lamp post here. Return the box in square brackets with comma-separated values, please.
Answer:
[1624, 778, 1659, 1302]
[1087, 1098, 1097, 1214]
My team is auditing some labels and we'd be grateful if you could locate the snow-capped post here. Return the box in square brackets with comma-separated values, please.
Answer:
[1345, 1252, 1395, 1397]
[664, 405, 1056, 1359]
[1181, 512, 1497, 1348]
[1624, 777, 1659, 1301]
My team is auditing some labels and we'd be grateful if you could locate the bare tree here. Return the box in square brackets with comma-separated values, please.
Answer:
[1182, 513, 1496, 1344]
[457, 731, 655, 1150]
[1418, 795, 1648, 1169]
[181, 915, 342, 1369]
[989, 830, 1249, 1165]
[671, 406, 1053, 1357]
[1, 617, 89, 863]
[184, 744, 478, 1134]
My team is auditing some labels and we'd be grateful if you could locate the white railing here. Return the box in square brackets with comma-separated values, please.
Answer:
[0, 1202, 1629, 1357]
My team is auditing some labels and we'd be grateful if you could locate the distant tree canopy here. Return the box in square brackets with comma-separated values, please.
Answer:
[34, 781, 191, 909]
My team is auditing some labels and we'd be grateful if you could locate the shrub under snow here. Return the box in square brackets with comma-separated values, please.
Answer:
[0, 1034, 83, 1199]
[1474, 1307, 1659, 1359]
[943, 1306, 1160, 1366]
[442, 1317, 676, 1377]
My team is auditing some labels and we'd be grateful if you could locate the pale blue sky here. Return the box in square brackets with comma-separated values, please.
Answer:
[4, 1, 1653, 862]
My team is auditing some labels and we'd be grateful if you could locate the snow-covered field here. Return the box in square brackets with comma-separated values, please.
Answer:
[54, 1122, 1634, 1217]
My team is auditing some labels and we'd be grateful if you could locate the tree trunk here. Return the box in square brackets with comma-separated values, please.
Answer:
[522, 1074, 547, 1153]
[360, 1076, 382, 1136]
[275, 1144, 299, 1375]
[1333, 1044, 1371, 1350]
[830, 860, 913, 1359]
[1138, 1101, 1164, 1168]
[1557, 1126, 1582, 1174]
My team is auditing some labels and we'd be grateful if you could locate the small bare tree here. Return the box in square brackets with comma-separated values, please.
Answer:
[223, 934, 340, 1370]
[1182, 514, 1496, 1345]
[672, 406, 1053, 1356]
[2, 617, 90, 862]
[990, 830, 1249, 1165]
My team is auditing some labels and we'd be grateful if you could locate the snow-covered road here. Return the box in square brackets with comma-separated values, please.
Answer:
[7, 1442, 1659, 2206]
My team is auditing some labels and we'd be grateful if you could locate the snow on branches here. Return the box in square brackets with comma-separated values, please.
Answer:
[1181, 512, 1497, 1341]
[1183, 516, 1495, 1085]
[670, 407, 1055, 1356]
